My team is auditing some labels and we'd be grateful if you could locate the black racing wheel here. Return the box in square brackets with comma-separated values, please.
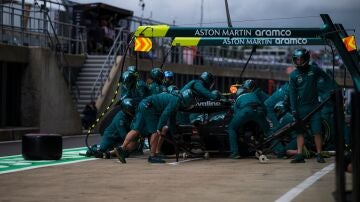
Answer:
[22, 134, 62, 160]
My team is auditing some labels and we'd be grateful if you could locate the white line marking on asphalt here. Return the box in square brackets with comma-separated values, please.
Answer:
[0, 140, 21, 144]
[167, 158, 204, 165]
[0, 158, 98, 175]
[275, 163, 335, 202]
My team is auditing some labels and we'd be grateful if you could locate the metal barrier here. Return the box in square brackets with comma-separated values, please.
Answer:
[334, 89, 346, 202]
[90, 28, 130, 101]
[0, 3, 86, 54]
[351, 92, 360, 202]
[0, 2, 85, 105]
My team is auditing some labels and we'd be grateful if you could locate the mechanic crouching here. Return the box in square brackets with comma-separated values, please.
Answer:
[114, 89, 196, 163]
[228, 88, 270, 159]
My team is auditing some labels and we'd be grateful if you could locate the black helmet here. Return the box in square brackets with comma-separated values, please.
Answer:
[122, 70, 137, 89]
[150, 67, 164, 84]
[167, 85, 179, 94]
[199, 72, 215, 89]
[121, 98, 136, 117]
[243, 79, 256, 92]
[273, 101, 287, 118]
[180, 89, 195, 109]
[292, 48, 310, 69]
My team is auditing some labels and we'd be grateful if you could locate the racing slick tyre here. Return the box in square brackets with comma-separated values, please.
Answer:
[98, 105, 122, 135]
[22, 134, 62, 160]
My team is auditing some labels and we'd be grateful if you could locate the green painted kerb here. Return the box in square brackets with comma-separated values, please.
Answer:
[0, 147, 94, 174]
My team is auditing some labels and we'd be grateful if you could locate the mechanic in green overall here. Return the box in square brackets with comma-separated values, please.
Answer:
[227, 91, 270, 159]
[114, 89, 195, 163]
[243, 79, 269, 103]
[180, 72, 221, 124]
[86, 70, 149, 157]
[115, 67, 166, 152]
[264, 83, 289, 131]
[148, 67, 167, 95]
[289, 48, 329, 163]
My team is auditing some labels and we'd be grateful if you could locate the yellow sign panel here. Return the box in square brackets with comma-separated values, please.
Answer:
[342, 35, 357, 52]
[134, 25, 170, 37]
[134, 37, 152, 52]
[172, 37, 201, 46]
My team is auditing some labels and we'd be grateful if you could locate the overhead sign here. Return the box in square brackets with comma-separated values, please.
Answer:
[342, 35, 357, 52]
[134, 37, 152, 52]
[171, 37, 326, 46]
[135, 25, 323, 38]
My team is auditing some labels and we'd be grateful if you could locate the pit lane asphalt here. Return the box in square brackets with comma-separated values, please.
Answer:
[0, 135, 349, 202]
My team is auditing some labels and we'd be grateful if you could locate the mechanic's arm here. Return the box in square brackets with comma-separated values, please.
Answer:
[194, 82, 219, 100]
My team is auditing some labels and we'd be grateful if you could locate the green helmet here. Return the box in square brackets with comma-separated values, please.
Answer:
[121, 98, 136, 117]
[180, 89, 195, 109]
[122, 70, 137, 89]
[273, 101, 287, 118]
[243, 79, 256, 92]
[292, 48, 310, 69]
[127, 66, 139, 78]
[150, 67, 164, 84]
[199, 72, 215, 89]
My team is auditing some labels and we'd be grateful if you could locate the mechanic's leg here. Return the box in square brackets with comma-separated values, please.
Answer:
[296, 134, 304, 154]
[109, 130, 139, 155]
[314, 134, 323, 154]
[314, 133, 325, 163]
[156, 126, 168, 154]
[150, 132, 160, 156]
[290, 134, 306, 163]
[148, 131, 165, 163]
[122, 130, 140, 150]
[310, 112, 325, 163]
[228, 111, 245, 158]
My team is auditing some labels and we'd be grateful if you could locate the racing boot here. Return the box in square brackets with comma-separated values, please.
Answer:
[316, 153, 325, 163]
[114, 146, 127, 163]
[148, 155, 165, 163]
[102, 151, 111, 159]
[302, 145, 312, 159]
[291, 154, 305, 163]
[229, 153, 241, 159]
[85, 144, 100, 157]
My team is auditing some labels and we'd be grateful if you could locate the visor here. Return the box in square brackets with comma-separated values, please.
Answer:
[293, 57, 307, 67]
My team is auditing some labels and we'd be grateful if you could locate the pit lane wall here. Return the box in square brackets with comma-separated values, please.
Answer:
[0, 44, 85, 139]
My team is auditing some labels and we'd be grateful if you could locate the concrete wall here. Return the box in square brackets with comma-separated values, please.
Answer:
[27, 48, 82, 134]
[0, 44, 84, 137]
